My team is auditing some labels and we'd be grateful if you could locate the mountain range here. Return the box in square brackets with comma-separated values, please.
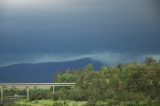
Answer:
[0, 58, 104, 83]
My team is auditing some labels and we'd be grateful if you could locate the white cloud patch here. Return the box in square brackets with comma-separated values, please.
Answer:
[1, 0, 100, 12]
[143, 54, 160, 61]
[1, 52, 160, 67]
[29, 52, 132, 65]
[2, 0, 73, 9]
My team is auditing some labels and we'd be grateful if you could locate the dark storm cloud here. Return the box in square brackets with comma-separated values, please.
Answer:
[152, 0, 160, 9]
[0, 0, 160, 66]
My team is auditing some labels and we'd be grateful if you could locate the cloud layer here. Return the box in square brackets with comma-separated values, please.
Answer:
[0, 0, 160, 66]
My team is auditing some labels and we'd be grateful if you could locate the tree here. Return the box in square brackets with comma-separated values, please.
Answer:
[144, 57, 157, 65]
[84, 63, 94, 72]
[53, 59, 160, 105]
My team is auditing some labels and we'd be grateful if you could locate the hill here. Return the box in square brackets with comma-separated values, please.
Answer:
[0, 58, 104, 83]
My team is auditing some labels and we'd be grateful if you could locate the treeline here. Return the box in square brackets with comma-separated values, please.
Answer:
[53, 57, 160, 106]
[3, 57, 160, 106]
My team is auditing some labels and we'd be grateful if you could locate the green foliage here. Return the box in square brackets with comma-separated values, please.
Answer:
[4, 88, 26, 97]
[53, 60, 160, 105]
[29, 89, 53, 101]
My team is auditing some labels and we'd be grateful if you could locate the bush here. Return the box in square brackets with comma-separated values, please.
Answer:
[29, 89, 53, 101]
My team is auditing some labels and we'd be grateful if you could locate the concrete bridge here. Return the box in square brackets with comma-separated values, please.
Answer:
[0, 83, 75, 101]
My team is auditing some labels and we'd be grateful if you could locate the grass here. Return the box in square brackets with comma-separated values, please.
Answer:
[15, 99, 87, 106]
[5, 99, 160, 106]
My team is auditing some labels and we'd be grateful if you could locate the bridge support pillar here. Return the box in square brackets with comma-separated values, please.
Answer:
[26, 86, 30, 101]
[0, 86, 3, 101]
[52, 86, 54, 94]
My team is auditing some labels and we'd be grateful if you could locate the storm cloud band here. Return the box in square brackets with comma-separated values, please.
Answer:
[0, 0, 160, 66]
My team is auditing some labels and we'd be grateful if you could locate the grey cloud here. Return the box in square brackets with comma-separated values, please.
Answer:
[0, 0, 160, 66]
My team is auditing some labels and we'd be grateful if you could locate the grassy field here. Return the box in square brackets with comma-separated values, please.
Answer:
[3, 99, 160, 106]
[15, 99, 87, 106]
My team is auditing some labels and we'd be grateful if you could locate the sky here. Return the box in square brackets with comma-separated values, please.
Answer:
[0, 0, 160, 66]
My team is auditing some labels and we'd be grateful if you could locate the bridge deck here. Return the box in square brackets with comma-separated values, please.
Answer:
[0, 83, 75, 86]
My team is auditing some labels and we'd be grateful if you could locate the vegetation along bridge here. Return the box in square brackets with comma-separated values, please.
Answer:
[0, 83, 75, 101]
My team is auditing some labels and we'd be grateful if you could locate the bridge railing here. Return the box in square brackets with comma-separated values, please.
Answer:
[0, 83, 75, 101]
